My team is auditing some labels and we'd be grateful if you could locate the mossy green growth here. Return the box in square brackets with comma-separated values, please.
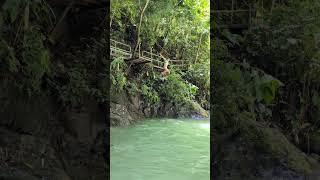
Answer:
[309, 131, 320, 154]
[234, 115, 312, 174]
[188, 100, 209, 117]
[257, 127, 312, 174]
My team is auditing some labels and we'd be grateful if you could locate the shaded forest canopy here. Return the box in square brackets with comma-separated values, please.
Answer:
[0, 1, 110, 179]
[213, 0, 320, 178]
[0, 0, 110, 109]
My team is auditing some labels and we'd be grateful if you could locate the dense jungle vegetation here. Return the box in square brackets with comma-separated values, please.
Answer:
[0, 0, 209, 121]
[0, 0, 110, 110]
[0, 1, 110, 179]
[213, 0, 320, 177]
[110, 0, 210, 110]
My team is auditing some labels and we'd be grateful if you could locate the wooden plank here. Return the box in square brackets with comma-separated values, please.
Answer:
[169, 59, 185, 62]
[126, 58, 151, 64]
[140, 56, 153, 62]
[152, 65, 164, 70]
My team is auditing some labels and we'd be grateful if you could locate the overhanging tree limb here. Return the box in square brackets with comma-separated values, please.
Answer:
[133, 0, 150, 57]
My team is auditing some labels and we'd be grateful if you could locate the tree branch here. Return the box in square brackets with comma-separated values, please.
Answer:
[133, 0, 151, 57]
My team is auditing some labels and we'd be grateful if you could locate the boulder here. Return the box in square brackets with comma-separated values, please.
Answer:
[214, 113, 320, 180]
[0, 167, 39, 180]
[110, 103, 134, 126]
[176, 100, 209, 119]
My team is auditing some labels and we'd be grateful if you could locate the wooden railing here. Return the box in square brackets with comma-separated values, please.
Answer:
[140, 51, 164, 67]
[169, 59, 188, 68]
[110, 39, 189, 69]
[110, 39, 132, 59]
[212, 9, 254, 28]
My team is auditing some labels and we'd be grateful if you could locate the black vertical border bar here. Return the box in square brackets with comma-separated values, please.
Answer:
[210, 0, 214, 180]
[107, 0, 111, 178]
[210, 0, 212, 178]
[104, 0, 111, 179]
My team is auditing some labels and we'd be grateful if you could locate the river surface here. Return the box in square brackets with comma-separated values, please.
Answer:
[111, 119, 210, 180]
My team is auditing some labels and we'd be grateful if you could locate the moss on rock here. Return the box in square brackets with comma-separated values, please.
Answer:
[235, 116, 313, 174]
[177, 100, 209, 118]
[310, 132, 320, 154]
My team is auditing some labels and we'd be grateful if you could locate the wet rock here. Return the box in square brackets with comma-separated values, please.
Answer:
[214, 114, 320, 180]
[0, 87, 57, 136]
[0, 127, 69, 180]
[62, 98, 106, 143]
[176, 100, 209, 118]
[60, 133, 107, 180]
[143, 106, 152, 117]
[0, 124, 107, 180]
[110, 103, 134, 126]
[163, 102, 176, 117]
[110, 90, 209, 126]
[0, 167, 39, 180]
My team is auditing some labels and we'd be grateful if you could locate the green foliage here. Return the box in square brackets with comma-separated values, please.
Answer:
[157, 72, 198, 103]
[242, 0, 320, 136]
[0, 0, 111, 109]
[141, 84, 160, 104]
[183, 60, 210, 107]
[212, 34, 284, 130]
[213, 1, 320, 175]
[258, 74, 283, 105]
[137, 71, 199, 105]
[110, 0, 210, 110]
[212, 37, 231, 60]
[111, 57, 127, 93]
[0, 0, 53, 95]
[111, 0, 210, 67]
[230, 64, 284, 106]
[59, 67, 90, 107]
[221, 30, 243, 46]
[22, 28, 51, 93]
[111, 0, 138, 27]
[0, 39, 19, 73]
[51, 37, 109, 107]
[2, 0, 25, 23]
[126, 81, 139, 95]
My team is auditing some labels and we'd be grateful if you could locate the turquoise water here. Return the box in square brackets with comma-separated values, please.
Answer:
[111, 119, 210, 180]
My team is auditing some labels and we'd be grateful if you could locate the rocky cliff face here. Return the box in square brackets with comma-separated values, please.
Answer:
[0, 86, 108, 180]
[110, 91, 209, 126]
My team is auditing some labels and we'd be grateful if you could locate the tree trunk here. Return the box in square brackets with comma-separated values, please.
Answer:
[194, 33, 203, 64]
[110, 15, 113, 27]
[133, 0, 151, 57]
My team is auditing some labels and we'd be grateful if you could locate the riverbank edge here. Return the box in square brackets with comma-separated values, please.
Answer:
[110, 90, 209, 127]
